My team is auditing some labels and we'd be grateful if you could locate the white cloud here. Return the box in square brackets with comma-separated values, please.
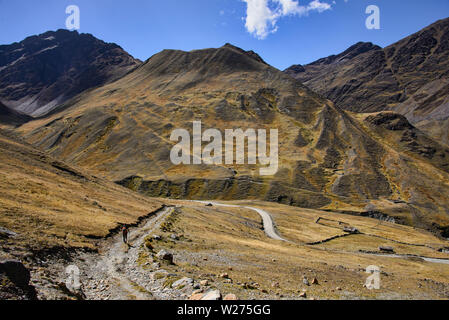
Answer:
[276, 0, 305, 15]
[242, 0, 276, 39]
[306, 0, 332, 12]
[242, 0, 332, 39]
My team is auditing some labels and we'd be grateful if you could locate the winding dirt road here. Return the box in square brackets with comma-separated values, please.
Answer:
[194, 201, 449, 265]
[194, 201, 287, 241]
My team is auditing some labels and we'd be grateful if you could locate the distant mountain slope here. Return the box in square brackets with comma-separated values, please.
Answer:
[16, 42, 449, 235]
[285, 18, 449, 145]
[0, 29, 141, 117]
[0, 101, 31, 126]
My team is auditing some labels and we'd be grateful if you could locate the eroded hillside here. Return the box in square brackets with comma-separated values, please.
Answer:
[13, 43, 449, 234]
[285, 18, 449, 146]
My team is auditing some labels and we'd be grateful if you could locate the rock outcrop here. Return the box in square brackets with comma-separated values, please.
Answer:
[285, 18, 449, 145]
[0, 260, 37, 300]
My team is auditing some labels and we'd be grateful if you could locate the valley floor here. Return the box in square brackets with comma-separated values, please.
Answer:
[24, 199, 449, 300]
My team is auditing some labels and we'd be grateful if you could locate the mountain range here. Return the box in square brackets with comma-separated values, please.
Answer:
[1, 20, 449, 237]
[285, 18, 449, 146]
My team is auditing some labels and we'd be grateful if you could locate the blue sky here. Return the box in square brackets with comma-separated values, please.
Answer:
[0, 0, 448, 70]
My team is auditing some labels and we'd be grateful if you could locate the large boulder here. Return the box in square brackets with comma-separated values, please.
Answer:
[223, 294, 238, 300]
[0, 227, 18, 239]
[156, 250, 174, 264]
[201, 289, 222, 300]
[172, 277, 194, 289]
[303, 277, 310, 286]
[189, 293, 204, 300]
[170, 234, 179, 241]
[0, 260, 31, 287]
[0, 260, 37, 300]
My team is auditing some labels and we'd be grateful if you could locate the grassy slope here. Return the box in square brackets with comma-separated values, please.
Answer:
[0, 127, 448, 299]
[0, 130, 163, 256]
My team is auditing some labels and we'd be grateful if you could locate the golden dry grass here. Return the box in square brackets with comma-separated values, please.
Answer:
[0, 133, 163, 252]
[153, 200, 449, 299]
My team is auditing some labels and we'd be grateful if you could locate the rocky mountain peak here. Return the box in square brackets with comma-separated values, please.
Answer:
[309, 41, 381, 66]
[0, 29, 141, 117]
[140, 43, 271, 81]
[221, 43, 268, 65]
[284, 17, 449, 145]
[284, 64, 306, 75]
